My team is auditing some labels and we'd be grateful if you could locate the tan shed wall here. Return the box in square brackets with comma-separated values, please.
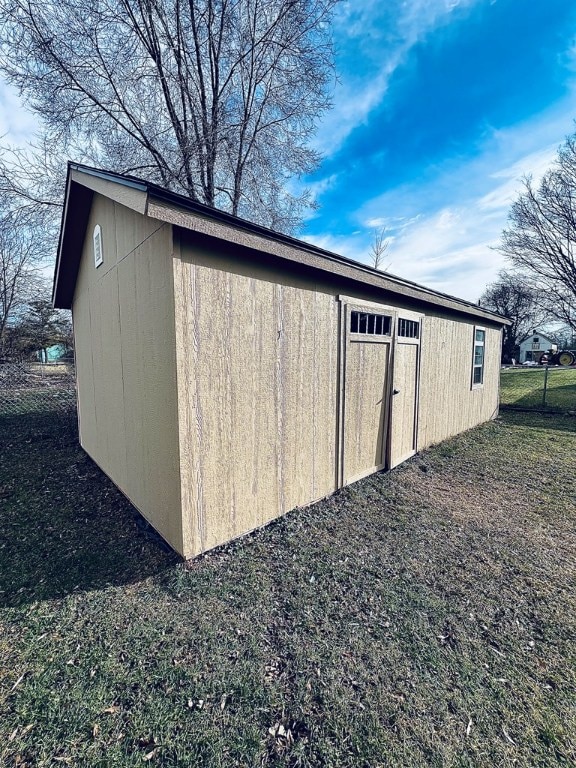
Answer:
[70, 195, 503, 559]
[173, 236, 339, 557]
[72, 194, 184, 553]
[417, 315, 501, 449]
[173, 238, 502, 557]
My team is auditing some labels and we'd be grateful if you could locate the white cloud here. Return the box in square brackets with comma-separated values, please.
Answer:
[303, 205, 505, 300]
[379, 204, 505, 297]
[301, 231, 367, 263]
[478, 144, 559, 211]
[305, 173, 339, 200]
[360, 143, 553, 300]
[314, 0, 481, 156]
[310, 99, 576, 302]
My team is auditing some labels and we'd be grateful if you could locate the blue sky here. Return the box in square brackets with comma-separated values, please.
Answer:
[1, 0, 575, 301]
[303, 0, 576, 300]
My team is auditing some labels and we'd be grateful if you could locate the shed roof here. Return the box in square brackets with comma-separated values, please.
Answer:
[53, 162, 510, 326]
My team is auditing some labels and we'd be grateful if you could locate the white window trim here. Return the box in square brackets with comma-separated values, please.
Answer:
[471, 325, 486, 389]
[93, 224, 103, 268]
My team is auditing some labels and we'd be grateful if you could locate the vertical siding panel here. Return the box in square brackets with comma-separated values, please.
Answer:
[173, 256, 205, 556]
[297, 289, 316, 503]
[228, 273, 266, 536]
[275, 283, 286, 518]
[417, 316, 500, 449]
[184, 265, 281, 552]
[278, 285, 316, 513]
[97, 269, 127, 489]
[195, 268, 228, 547]
[253, 280, 279, 529]
[73, 194, 183, 555]
[313, 293, 339, 498]
[72, 290, 97, 456]
[88, 283, 105, 466]
[118, 256, 144, 505]
[175, 244, 341, 555]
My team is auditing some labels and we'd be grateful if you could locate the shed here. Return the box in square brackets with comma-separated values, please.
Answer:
[53, 163, 509, 559]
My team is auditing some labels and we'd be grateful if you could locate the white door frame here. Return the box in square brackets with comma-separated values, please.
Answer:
[337, 296, 396, 487]
[337, 297, 424, 485]
[388, 309, 424, 469]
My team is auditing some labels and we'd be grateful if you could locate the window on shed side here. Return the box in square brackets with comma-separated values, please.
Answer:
[93, 224, 103, 268]
[472, 327, 485, 386]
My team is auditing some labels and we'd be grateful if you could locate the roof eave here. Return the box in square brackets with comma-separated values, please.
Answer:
[146, 188, 510, 327]
[54, 163, 511, 326]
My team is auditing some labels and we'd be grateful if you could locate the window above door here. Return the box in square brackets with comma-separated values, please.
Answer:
[350, 311, 392, 336]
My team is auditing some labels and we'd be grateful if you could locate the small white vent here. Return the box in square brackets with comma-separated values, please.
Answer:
[93, 224, 103, 268]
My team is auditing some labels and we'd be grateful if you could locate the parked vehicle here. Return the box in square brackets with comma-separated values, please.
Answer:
[538, 350, 576, 366]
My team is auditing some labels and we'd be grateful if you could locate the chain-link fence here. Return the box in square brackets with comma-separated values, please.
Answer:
[0, 361, 77, 416]
[500, 366, 576, 413]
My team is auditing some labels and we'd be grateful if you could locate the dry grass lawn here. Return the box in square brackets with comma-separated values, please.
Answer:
[0, 409, 575, 767]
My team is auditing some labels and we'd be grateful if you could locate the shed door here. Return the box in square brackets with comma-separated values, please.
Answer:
[340, 303, 393, 485]
[389, 313, 422, 469]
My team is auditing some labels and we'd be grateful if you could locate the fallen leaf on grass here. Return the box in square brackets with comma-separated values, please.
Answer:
[138, 735, 157, 749]
[143, 748, 158, 761]
[10, 673, 26, 692]
[8, 724, 33, 742]
[101, 706, 121, 714]
[502, 726, 516, 745]
[268, 719, 311, 752]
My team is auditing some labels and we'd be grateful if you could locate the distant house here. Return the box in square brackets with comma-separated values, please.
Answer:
[518, 331, 556, 363]
[35, 343, 72, 363]
[52, 163, 510, 559]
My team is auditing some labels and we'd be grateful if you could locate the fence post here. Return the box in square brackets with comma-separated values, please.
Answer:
[542, 365, 549, 408]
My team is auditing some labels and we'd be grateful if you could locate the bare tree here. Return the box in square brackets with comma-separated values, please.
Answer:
[479, 271, 546, 362]
[11, 298, 72, 361]
[499, 133, 576, 332]
[551, 324, 576, 351]
[0, 0, 339, 233]
[0, 196, 46, 357]
[369, 227, 389, 270]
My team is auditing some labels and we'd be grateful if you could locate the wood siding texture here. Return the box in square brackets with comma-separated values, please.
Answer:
[173, 235, 339, 557]
[71, 197, 503, 560]
[342, 340, 390, 483]
[390, 341, 419, 467]
[72, 194, 184, 553]
[417, 315, 501, 449]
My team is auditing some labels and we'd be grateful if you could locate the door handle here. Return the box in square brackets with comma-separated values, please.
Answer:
[393, 389, 400, 395]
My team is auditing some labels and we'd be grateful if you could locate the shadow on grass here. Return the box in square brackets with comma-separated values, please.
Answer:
[499, 410, 576, 434]
[500, 368, 576, 412]
[0, 411, 178, 609]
